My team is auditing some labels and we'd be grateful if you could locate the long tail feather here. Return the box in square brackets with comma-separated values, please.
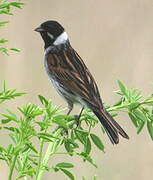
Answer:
[93, 109, 129, 144]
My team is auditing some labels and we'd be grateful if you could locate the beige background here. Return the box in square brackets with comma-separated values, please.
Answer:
[0, 0, 153, 179]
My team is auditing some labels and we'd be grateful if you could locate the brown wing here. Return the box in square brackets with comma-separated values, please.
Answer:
[46, 43, 103, 110]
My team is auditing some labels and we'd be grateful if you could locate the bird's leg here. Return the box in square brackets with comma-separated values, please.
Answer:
[67, 102, 73, 115]
[76, 107, 84, 127]
[78, 107, 84, 120]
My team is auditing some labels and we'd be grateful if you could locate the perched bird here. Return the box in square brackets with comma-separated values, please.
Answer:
[35, 20, 129, 144]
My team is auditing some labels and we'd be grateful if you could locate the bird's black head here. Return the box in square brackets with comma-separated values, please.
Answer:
[35, 20, 66, 49]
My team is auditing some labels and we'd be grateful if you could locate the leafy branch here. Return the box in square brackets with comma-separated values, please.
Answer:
[0, 81, 26, 104]
[0, 81, 152, 179]
[107, 80, 153, 139]
[0, 0, 24, 55]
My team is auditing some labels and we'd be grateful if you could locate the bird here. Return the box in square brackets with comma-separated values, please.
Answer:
[35, 20, 129, 144]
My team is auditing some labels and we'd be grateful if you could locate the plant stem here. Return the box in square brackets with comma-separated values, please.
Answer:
[107, 104, 129, 111]
[35, 139, 44, 179]
[8, 154, 18, 180]
[36, 128, 63, 180]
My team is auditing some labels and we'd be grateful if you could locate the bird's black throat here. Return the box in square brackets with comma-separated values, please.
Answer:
[40, 31, 55, 49]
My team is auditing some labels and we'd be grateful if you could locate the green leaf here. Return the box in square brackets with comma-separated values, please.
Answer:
[0, 146, 6, 152]
[38, 95, 48, 106]
[0, 47, 9, 55]
[56, 162, 74, 168]
[133, 109, 146, 122]
[84, 137, 91, 154]
[0, 21, 9, 27]
[25, 142, 38, 153]
[10, 2, 24, 8]
[0, 2, 10, 8]
[0, 9, 12, 15]
[147, 120, 153, 140]
[75, 128, 88, 135]
[137, 121, 145, 134]
[7, 144, 14, 154]
[9, 133, 19, 144]
[70, 130, 75, 140]
[2, 114, 18, 122]
[53, 116, 68, 128]
[0, 1, 24, 9]
[117, 80, 127, 95]
[64, 140, 73, 154]
[0, 39, 8, 43]
[18, 103, 42, 118]
[74, 129, 88, 145]
[16, 169, 35, 179]
[128, 112, 138, 127]
[113, 98, 124, 106]
[109, 112, 118, 117]
[93, 175, 97, 180]
[10, 48, 20, 52]
[35, 121, 51, 130]
[128, 102, 140, 110]
[1, 119, 11, 124]
[0, 86, 26, 102]
[4, 126, 20, 133]
[66, 138, 79, 149]
[37, 132, 60, 140]
[78, 152, 97, 168]
[60, 168, 75, 180]
[90, 133, 104, 152]
[37, 134, 53, 142]
[2, 109, 18, 122]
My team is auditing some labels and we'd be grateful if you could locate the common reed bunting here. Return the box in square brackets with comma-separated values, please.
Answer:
[35, 20, 129, 144]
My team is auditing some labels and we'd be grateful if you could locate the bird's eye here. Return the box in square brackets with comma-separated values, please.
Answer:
[47, 32, 54, 39]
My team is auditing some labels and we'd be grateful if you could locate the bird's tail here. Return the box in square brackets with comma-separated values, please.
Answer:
[93, 109, 129, 144]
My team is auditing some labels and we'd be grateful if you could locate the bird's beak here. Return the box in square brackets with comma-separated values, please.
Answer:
[34, 26, 45, 32]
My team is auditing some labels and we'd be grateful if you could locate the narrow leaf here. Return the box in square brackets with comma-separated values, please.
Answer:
[38, 132, 60, 139]
[37, 134, 53, 142]
[38, 95, 48, 106]
[84, 137, 91, 154]
[10, 48, 20, 52]
[0, 146, 6, 152]
[128, 102, 140, 110]
[74, 129, 88, 145]
[0, 21, 9, 26]
[10, 2, 24, 8]
[137, 121, 145, 134]
[53, 117, 68, 128]
[128, 112, 138, 127]
[25, 142, 38, 153]
[60, 168, 75, 180]
[0, 39, 8, 43]
[90, 133, 104, 152]
[93, 175, 97, 180]
[1, 119, 11, 124]
[56, 162, 74, 168]
[117, 80, 127, 95]
[133, 110, 146, 122]
[64, 140, 73, 154]
[147, 120, 153, 140]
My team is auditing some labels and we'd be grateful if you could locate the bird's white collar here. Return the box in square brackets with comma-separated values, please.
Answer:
[53, 31, 68, 45]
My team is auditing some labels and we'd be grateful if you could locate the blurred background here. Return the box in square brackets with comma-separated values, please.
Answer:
[0, 0, 153, 179]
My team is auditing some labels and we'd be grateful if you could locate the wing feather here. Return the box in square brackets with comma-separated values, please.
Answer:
[46, 43, 103, 109]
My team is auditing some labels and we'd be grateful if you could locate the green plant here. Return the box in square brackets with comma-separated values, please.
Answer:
[0, 0, 24, 55]
[0, 81, 152, 180]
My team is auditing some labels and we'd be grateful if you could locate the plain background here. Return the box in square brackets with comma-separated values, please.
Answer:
[0, 0, 153, 179]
